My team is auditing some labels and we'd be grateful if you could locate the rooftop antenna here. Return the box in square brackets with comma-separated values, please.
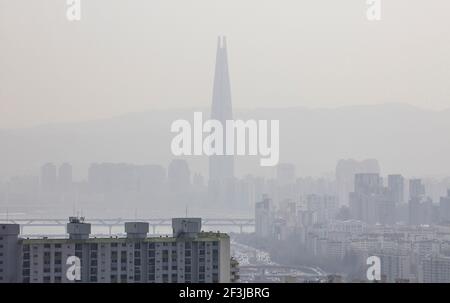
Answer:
[185, 205, 188, 218]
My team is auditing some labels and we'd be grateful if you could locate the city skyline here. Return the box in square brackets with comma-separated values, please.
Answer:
[2, 1, 450, 128]
[2, 0, 450, 286]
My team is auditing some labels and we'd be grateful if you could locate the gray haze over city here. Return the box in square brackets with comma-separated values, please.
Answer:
[1, 0, 450, 283]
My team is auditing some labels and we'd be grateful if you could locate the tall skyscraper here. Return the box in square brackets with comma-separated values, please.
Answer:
[336, 159, 380, 206]
[209, 36, 234, 183]
[409, 179, 425, 200]
[349, 173, 383, 224]
[208, 36, 235, 207]
[387, 174, 404, 204]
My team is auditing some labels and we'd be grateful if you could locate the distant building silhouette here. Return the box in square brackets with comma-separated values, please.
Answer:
[255, 195, 273, 238]
[387, 174, 404, 204]
[409, 179, 426, 200]
[208, 36, 235, 207]
[336, 159, 380, 206]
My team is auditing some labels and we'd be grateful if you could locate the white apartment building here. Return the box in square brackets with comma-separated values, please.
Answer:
[1, 217, 232, 283]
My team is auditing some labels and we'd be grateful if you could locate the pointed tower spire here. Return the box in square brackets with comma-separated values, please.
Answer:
[209, 36, 235, 206]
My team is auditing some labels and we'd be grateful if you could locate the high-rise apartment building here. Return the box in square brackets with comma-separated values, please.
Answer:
[387, 174, 404, 204]
[255, 196, 274, 239]
[0, 218, 231, 283]
[420, 254, 450, 283]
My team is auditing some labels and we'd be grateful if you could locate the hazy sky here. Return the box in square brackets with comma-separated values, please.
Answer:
[1, 0, 450, 128]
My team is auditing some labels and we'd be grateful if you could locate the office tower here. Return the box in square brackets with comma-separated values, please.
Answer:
[0, 224, 20, 283]
[58, 162, 73, 192]
[336, 159, 380, 206]
[354, 173, 382, 195]
[209, 36, 233, 183]
[208, 36, 235, 207]
[388, 174, 404, 204]
[255, 196, 274, 238]
[377, 190, 396, 225]
[2, 218, 231, 283]
[408, 179, 432, 226]
[409, 179, 425, 200]
[349, 173, 383, 224]
[168, 159, 191, 194]
[40, 162, 57, 193]
[439, 190, 450, 223]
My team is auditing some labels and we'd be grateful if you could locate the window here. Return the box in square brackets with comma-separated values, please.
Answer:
[212, 273, 219, 283]
[162, 274, 169, 282]
[171, 274, 178, 283]
[120, 274, 127, 282]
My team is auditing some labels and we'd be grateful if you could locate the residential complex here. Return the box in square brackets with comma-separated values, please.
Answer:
[0, 217, 234, 283]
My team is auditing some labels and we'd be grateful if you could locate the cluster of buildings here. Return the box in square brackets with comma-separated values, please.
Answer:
[0, 217, 237, 283]
[348, 174, 450, 226]
[255, 166, 450, 282]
